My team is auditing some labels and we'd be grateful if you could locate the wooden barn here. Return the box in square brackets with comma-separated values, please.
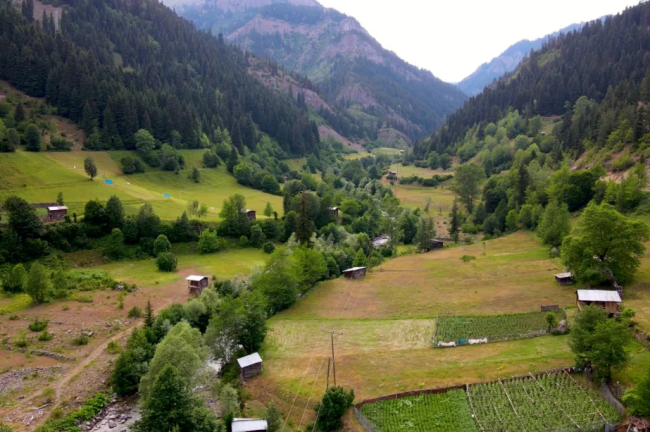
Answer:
[237, 352, 263, 380]
[186, 275, 209, 296]
[242, 209, 256, 221]
[576, 290, 622, 316]
[45, 205, 68, 222]
[555, 272, 575, 286]
[342, 267, 366, 279]
[232, 418, 268, 432]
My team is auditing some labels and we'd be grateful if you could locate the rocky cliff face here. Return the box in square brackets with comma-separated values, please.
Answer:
[172, 0, 467, 144]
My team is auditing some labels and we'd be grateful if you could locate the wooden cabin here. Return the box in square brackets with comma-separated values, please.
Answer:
[555, 272, 575, 286]
[576, 290, 622, 316]
[420, 239, 444, 252]
[232, 418, 268, 432]
[342, 267, 366, 279]
[387, 170, 398, 180]
[45, 206, 68, 222]
[242, 209, 256, 221]
[237, 353, 263, 380]
[186, 275, 209, 296]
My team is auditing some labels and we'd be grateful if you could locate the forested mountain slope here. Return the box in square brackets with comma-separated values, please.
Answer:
[174, 0, 468, 144]
[457, 22, 584, 97]
[0, 0, 320, 156]
[426, 3, 650, 162]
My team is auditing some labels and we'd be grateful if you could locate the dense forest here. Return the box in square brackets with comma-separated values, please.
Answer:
[427, 3, 650, 158]
[0, 0, 320, 155]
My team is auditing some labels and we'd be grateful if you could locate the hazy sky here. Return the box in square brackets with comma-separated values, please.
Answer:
[317, 0, 641, 83]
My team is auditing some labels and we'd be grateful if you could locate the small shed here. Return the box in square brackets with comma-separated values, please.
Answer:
[329, 207, 339, 219]
[342, 267, 366, 279]
[576, 290, 622, 315]
[421, 239, 444, 252]
[232, 418, 268, 432]
[186, 275, 209, 296]
[46, 206, 68, 222]
[387, 170, 398, 180]
[555, 272, 574, 286]
[237, 352, 263, 380]
[242, 209, 256, 221]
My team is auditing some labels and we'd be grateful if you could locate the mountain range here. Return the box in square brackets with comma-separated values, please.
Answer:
[170, 0, 468, 145]
[457, 22, 586, 97]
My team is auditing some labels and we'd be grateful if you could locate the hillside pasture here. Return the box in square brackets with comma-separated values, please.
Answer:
[0, 150, 283, 221]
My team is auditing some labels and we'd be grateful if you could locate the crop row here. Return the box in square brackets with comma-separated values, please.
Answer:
[434, 310, 566, 344]
[360, 390, 478, 432]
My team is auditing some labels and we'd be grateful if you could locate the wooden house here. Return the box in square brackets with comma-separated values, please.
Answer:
[420, 239, 444, 252]
[45, 206, 68, 222]
[555, 272, 574, 285]
[576, 290, 622, 316]
[342, 267, 366, 279]
[232, 418, 268, 432]
[186, 275, 209, 296]
[242, 209, 256, 221]
[238, 353, 263, 380]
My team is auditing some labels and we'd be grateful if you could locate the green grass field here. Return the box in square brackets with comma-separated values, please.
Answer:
[0, 150, 283, 221]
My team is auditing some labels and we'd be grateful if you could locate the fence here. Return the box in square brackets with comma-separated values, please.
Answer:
[353, 368, 620, 432]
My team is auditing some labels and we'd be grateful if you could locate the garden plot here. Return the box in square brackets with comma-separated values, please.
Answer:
[434, 310, 566, 347]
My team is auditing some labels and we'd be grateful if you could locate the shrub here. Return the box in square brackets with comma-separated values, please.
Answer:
[239, 235, 249, 247]
[263, 242, 275, 254]
[197, 229, 225, 254]
[9, 314, 19, 320]
[156, 252, 177, 272]
[127, 306, 143, 318]
[71, 293, 94, 303]
[72, 334, 89, 346]
[38, 330, 53, 342]
[29, 318, 49, 332]
[461, 255, 476, 263]
[106, 341, 121, 355]
[14, 330, 29, 348]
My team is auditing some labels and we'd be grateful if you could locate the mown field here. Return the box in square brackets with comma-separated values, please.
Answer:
[0, 150, 283, 221]
[246, 231, 650, 431]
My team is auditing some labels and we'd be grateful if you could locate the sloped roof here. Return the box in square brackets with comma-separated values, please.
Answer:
[577, 290, 622, 303]
[237, 352, 263, 368]
[343, 267, 366, 273]
[555, 272, 573, 279]
[232, 419, 268, 432]
[47, 206, 68, 211]
[186, 275, 208, 282]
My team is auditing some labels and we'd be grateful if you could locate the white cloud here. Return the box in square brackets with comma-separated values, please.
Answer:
[317, 0, 640, 83]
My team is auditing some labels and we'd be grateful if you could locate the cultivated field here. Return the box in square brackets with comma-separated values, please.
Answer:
[0, 150, 283, 221]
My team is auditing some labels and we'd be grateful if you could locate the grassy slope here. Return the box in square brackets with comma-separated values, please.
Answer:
[247, 231, 650, 429]
[0, 150, 283, 221]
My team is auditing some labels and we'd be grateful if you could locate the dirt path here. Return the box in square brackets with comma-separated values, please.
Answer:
[12, 268, 197, 430]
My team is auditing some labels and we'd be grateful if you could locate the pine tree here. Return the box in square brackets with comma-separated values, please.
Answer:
[516, 161, 529, 205]
[449, 199, 459, 240]
[231, 120, 243, 152]
[14, 102, 25, 124]
[295, 192, 312, 246]
[144, 300, 155, 328]
[227, 146, 239, 173]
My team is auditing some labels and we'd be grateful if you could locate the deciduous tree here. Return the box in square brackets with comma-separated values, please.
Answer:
[451, 163, 485, 214]
[84, 157, 98, 180]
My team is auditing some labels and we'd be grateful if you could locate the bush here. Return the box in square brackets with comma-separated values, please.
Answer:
[239, 235, 249, 247]
[197, 229, 225, 254]
[461, 255, 476, 263]
[263, 242, 275, 254]
[72, 334, 89, 346]
[29, 318, 49, 332]
[14, 330, 29, 348]
[106, 341, 121, 355]
[38, 330, 53, 341]
[48, 137, 72, 152]
[127, 306, 143, 318]
[156, 252, 177, 272]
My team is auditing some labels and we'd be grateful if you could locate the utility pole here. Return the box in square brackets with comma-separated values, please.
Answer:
[321, 329, 343, 387]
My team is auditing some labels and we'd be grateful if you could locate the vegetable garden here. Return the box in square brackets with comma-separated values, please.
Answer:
[357, 372, 620, 432]
[434, 310, 566, 346]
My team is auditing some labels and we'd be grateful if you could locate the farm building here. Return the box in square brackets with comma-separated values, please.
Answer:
[576, 290, 622, 315]
[241, 209, 256, 221]
[237, 352, 263, 380]
[186, 275, 209, 296]
[342, 267, 366, 279]
[329, 207, 339, 219]
[387, 170, 398, 180]
[555, 272, 575, 285]
[45, 206, 68, 222]
[422, 239, 444, 252]
[232, 418, 268, 432]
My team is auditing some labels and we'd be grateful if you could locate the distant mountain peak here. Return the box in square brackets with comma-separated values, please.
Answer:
[165, 0, 320, 13]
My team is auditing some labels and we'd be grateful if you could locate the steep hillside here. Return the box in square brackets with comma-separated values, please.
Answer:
[175, 0, 468, 144]
[0, 0, 320, 156]
[457, 23, 584, 97]
[427, 5, 650, 163]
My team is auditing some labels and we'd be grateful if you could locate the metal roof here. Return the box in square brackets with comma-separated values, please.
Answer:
[343, 267, 366, 272]
[186, 275, 208, 282]
[555, 272, 573, 279]
[47, 206, 68, 211]
[577, 290, 622, 303]
[232, 419, 268, 432]
[237, 352, 263, 368]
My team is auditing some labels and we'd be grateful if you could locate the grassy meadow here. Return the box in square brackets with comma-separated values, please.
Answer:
[0, 149, 283, 221]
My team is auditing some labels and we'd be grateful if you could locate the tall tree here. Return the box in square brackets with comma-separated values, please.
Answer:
[84, 157, 98, 180]
[295, 192, 313, 245]
[414, 215, 436, 251]
[105, 196, 125, 230]
[24, 124, 41, 152]
[4, 196, 44, 239]
[25, 262, 53, 304]
[451, 164, 485, 214]
[537, 201, 571, 248]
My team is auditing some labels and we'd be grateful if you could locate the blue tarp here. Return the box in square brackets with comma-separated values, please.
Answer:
[163, 193, 171, 198]
[104, 179, 113, 185]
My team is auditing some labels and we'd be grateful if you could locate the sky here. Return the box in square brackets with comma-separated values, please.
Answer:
[317, 0, 641, 83]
